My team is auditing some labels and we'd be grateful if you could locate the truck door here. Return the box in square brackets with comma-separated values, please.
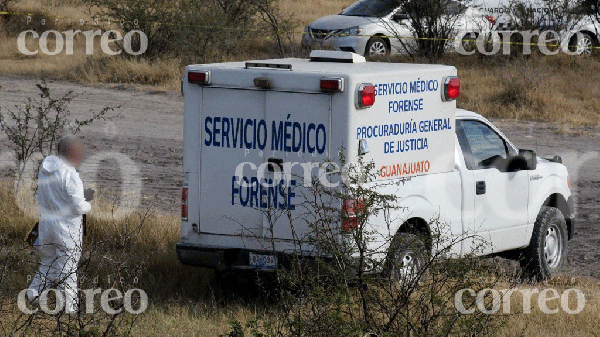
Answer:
[263, 91, 332, 240]
[199, 88, 265, 238]
[456, 119, 530, 253]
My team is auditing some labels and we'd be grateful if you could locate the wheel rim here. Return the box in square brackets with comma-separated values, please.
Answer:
[544, 223, 563, 269]
[576, 37, 593, 56]
[462, 33, 477, 52]
[369, 41, 387, 56]
[392, 252, 420, 283]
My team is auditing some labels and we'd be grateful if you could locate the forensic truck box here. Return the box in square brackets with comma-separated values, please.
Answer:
[176, 50, 574, 279]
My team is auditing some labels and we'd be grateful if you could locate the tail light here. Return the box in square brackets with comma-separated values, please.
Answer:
[181, 184, 189, 221]
[442, 76, 460, 101]
[485, 15, 496, 26]
[320, 77, 344, 92]
[357, 83, 375, 108]
[341, 199, 366, 233]
[188, 71, 211, 85]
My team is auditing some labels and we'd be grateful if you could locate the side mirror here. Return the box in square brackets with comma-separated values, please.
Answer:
[518, 149, 537, 170]
[504, 156, 528, 172]
[498, 150, 536, 172]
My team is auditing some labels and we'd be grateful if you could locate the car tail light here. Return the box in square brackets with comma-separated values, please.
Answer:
[357, 83, 375, 108]
[181, 184, 189, 221]
[320, 78, 344, 92]
[442, 76, 460, 101]
[341, 199, 365, 233]
[485, 15, 496, 26]
[188, 71, 210, 85]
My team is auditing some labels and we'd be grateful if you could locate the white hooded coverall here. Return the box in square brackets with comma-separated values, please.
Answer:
[28, 155, 91, 313]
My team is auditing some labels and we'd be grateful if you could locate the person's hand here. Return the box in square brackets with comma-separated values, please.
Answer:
[84, 188, 95, 202]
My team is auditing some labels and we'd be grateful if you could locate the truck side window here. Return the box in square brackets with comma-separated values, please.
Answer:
[456, 120, 508, 170]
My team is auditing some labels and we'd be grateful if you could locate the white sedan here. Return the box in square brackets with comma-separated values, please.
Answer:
[301, 0, 496, 57]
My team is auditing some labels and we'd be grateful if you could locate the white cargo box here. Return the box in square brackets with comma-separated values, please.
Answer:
[178, 51, 459, 264]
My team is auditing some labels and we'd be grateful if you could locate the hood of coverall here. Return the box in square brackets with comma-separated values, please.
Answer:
[40, 155, 65, 175]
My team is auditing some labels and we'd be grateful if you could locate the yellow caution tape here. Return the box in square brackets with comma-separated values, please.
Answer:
[0, 11, 32, 15]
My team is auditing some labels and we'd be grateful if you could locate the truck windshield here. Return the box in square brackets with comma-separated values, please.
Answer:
[341, 0, 401, 18]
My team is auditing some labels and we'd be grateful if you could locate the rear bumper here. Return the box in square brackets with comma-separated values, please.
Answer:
[176, 242, 306, 272]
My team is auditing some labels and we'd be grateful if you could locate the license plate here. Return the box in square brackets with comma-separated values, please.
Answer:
[249, 252, 277, 270]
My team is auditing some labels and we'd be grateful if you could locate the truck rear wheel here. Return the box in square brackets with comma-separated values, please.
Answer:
[520, 206, 568, 280]
[384, 233, 429, 285]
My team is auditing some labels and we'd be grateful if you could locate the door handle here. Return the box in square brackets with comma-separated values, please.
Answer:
[476, 181, 486, 195]
[267, 158, 283, 172]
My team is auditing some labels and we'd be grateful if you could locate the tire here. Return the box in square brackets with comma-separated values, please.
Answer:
[520, 206, 568, 280]
[365, 37, 389, 57]
[384, 233, 429, 286]
[460, 32, 478, 53]
[570, 32, 597, 56]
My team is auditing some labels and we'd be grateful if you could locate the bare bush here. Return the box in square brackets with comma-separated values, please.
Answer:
[0, 78, 120, 183]
[85, 0, 297, 62]
[381, 0, 473, 61]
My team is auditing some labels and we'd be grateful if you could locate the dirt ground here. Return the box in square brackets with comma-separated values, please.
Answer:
[1, 75, 599, 279]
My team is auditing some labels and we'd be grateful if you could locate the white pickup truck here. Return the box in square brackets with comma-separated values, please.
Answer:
[176, 51, 574, 279]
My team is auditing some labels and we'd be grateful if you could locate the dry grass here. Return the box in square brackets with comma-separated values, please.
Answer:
[451, 54, 600, 127]
[281, 0, 355, 32]
[123, 278, 600, 337]
[2, 179, 600, 336]
[494, 276, 600, 336]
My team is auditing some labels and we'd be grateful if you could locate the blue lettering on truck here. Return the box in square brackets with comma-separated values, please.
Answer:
[204, 116, 326, 154]
[373, 78, 439, 114]
[388, 99, 423, 113]
[232, 176, 296, 210]
[374, 79, 439, 97]
[356, 118, 451, 139]
[356, 118, 451, 156]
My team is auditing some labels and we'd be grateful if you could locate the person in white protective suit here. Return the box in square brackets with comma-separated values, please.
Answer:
[26, 135, 94, 314]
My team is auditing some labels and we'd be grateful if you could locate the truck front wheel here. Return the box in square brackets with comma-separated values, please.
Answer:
[521, 206, 568, 279]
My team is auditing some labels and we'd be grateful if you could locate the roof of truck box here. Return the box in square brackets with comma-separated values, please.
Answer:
[187, 58, 455, 77]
